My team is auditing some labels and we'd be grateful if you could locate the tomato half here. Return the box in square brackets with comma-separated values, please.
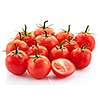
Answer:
[51, 58, 75, 78]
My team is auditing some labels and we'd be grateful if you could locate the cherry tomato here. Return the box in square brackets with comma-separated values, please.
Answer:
[27, 55, 51, 79]
[74, 25, 95, 51]
[51, 58, 76, 78]
[26, 41, 48, 57]
[15, 25, 35, 46]
[6, 39, 29, 54]
[5, 44, 28, 75]
[36, 31, 59, 51]
[34, 20, 55, 37]
[56, 25, 74, 43]
[49, 41, 69, 61]
[70, 45, 92, 69]
[63, 37, 79, 53]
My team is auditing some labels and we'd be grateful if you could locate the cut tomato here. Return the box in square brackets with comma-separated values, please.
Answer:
[51, 58, 76, 78]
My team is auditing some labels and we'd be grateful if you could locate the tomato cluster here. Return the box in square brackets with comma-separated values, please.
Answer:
[5, 20, 95, 79]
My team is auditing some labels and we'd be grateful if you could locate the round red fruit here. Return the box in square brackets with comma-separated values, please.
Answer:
[70, 44, 92, 69]
[34, 20, 55, 37]
[56, 25, 74, 43]
[74, 25, 95, 51]
[5, 44, 28, 75]
[27, 55, 51, 79]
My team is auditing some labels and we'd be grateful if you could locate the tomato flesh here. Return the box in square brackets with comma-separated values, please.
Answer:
[52, 58, 75, 78]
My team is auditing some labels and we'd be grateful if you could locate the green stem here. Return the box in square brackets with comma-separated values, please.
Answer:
[44, 31, 48, 37]
[14, 43, 18, 54]
[24, 24, 27, 36]
[68, 25, 71, 32]
[81, 43, 88, 51]
[60, 40, 67, 49]
[85, 25, 89, 33]
[34, 39, 38, 47]
[67, 36, 71, 42]
[43, 20, 48, 29]
[18, 32, 22, 40]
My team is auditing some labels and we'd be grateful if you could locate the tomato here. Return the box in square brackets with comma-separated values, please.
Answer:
[74, 25, 95, 51]
[70, 45, 92, 69]
[36, 31, 59, 51]
[63, 38, 79, 53]
[56, 25, 74, 43]
[5, 44, 28, 75]
[26, 41, 48, 57]
[49, 41, 69, 61]
[27, 55, 51, 79]
[51, 58, 76, 78]
[15, 25, 35, 46]
[6, 39, 29, 54]
[34, 20, 55, 37]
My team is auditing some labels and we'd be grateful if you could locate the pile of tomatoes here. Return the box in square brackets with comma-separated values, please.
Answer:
[5, 20, 95, 79]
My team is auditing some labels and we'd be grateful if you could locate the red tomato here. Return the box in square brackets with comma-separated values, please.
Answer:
[70, 45, 92, 69]
[27, 55, 51, 79]
[26, 43, 48, 57]
[51, 58, 76, 78]
[56, 25, 74, 43]
[74, 25, 95, 51]
[15, 25, 35, 46]
[34, 20, 55, 37]
[5, 44, 28, 75]
[6, 39, 29, 54]
[49, 42, 69, 61]
[63, 38, 79, 53]
[35, 32, 59, 51]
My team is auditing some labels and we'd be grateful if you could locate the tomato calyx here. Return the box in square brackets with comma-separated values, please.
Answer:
[11, 43, 22, 55]
[37, 20, 53, 29]
[43, 31, 51, 38]
[81, 43, 88, 52]
[62, 25, 71, 33]
[22, 24, 32, 37]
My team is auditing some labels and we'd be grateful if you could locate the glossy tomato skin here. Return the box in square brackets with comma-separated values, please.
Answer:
[35, 34, 59, 51]
[70, 48, 92, 69]
[56, 31, 74, 43]
[5, 50, 28, 75]
[27, 55, 51, 79]
[15, 32, 35, 47]
[51, 58, 76, 78]
[6, 39, 29, 54]
[63, 40, 79, 53]
[26, 45, 48, 57]
[49, 46, 69, 61]
[74, 33, 95, 51]
[34, 28, 55, 37]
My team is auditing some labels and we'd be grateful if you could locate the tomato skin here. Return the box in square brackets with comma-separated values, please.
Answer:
[34, 28, 55, 37]
[70, 48, 92, 69]
[27, 55, 51, 79]
[36, 35, 59, 51]
[56, 31, 74, 43]
[63, 40, 79, 53]
[74, 33, 95, 51]
[6, 39, 29, 54]
[49, 46, 69, 61]
[5, 50, 28, 75]
[51, 58, 76, 78]
[26, 45, 48, 57]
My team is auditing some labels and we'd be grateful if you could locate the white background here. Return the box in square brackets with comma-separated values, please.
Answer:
[0, 0, 100, 100]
